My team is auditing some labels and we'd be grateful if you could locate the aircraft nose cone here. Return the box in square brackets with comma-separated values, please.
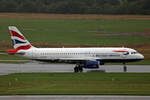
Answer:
[139, 54, 144, 60]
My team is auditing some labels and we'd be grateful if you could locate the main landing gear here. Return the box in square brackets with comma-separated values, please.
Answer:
[123, 63, 127, 72]
[74, 64, 83, 73]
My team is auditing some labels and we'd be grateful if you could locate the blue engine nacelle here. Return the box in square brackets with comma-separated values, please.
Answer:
[83, 61, 99, 69]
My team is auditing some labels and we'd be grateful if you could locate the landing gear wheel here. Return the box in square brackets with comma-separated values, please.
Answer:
[74, 66, 79, 73]
[123, 63, 127, 72]
[79, 66, 83, 72]
[74, 64, 83, 73]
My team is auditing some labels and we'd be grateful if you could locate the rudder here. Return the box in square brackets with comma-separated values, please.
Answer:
[7, 26, 33, 54]
[8, 26, 32, 49]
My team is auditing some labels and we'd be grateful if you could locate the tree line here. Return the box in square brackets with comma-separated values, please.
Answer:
[0, 0, 150, 14]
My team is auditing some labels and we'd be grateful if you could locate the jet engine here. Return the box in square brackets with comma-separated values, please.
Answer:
[83, 61, 99, 69]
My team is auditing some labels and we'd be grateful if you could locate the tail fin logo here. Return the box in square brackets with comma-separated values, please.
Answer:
[8, 26, 32, 50]
[10, 30, 26, 40]
[12, 39, 27, 45]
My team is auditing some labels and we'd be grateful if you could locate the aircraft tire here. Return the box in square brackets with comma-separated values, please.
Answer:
[74, 66, 79, 73]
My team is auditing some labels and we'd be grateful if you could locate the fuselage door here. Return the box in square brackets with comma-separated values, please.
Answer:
[121, 52, 129, 58]
[31, 49, 37, 59]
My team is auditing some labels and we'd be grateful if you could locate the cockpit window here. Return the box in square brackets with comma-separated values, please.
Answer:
[131, 52, 138, 54]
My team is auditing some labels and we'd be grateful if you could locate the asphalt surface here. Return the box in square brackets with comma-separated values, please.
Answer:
[0, 63, 150, 99]
[0, 95, 150, 100]
[0, 62, 150, 75]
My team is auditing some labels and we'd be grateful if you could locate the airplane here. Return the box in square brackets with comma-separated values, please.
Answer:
[7, 26, 144, 72]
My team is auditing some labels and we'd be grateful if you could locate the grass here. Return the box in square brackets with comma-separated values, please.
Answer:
[0, 19, 150, 45]
[0, 61, 28, 64]
[0, 73, 150, 95]
[127, 59, 150, 65]
[106, 59, 150, 65]
[0, 14, 150, 95]
[0, 16, 150, 64]
[0, 54, 26, 60]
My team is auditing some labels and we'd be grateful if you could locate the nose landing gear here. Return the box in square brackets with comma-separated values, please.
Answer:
[123, 63, 127, 72]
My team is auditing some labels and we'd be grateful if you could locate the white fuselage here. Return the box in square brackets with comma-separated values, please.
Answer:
[8, 26, 144, 64]
[17, 47, 144, 63]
